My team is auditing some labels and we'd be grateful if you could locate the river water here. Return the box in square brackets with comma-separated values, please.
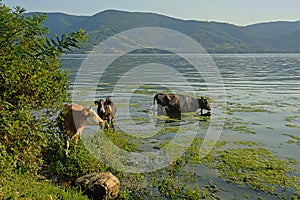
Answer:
[61, 53, 300, 198]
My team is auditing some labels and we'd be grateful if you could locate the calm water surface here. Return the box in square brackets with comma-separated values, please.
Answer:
[61, 53, 300, 198]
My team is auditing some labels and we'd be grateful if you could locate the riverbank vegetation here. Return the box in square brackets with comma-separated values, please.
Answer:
[0, 3, 88, 198]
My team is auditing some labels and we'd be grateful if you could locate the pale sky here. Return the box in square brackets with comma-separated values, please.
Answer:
[2, 0, 300, 26]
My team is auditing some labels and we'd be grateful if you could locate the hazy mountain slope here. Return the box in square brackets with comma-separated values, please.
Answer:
[247, 21, 300, 51]
[34, 10, 300, 53]
[247, 21, 300, 39]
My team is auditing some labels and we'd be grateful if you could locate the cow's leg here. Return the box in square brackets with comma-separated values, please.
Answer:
[65, 136, 70, 156]
[73, 137, 78, 151]
[111, 119, 114, 129]
[107, 117, 114, 129]
[72, 132, 80, 151]
[71, 126, 85, 151]
[107, 117, 113, 129]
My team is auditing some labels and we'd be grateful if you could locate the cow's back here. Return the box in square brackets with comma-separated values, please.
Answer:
[177, 95, 199, 112]
[64, 104, 87, 137]
[110, 101, 117, 116]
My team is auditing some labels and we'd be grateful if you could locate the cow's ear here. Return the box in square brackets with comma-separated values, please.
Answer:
[87, 106, 92, 111]
[83, 106, 92, 116]
[82, 108, 88, 116]
[166, 94, 171, 101]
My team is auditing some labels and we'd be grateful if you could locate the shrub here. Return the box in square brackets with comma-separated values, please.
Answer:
[0, 3, 86, 173]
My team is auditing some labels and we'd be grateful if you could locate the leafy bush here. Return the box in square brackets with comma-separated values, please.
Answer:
[0, 3, 86, 173]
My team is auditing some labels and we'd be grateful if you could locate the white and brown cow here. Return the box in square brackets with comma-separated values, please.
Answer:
[94, 98, 117, 129]
[59, 103, 105, 155]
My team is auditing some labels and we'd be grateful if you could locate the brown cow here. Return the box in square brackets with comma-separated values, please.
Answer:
[59, 103, 105, 155]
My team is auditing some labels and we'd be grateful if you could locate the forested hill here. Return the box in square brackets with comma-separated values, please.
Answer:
[32, 10, 300, 53]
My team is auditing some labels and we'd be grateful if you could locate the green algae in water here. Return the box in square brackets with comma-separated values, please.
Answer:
[226, 102, 272, 115]
[285, 123, 300, 128]
[224, 117, 256, 134]
[233, 125, 256, 134]
[266, 126, 275, 130]
[285, 115, 300, 122]
[233, 141, 260, 147]
[285, 115, 300, 128]
[134, 85, 172, 95]
[283, 133, 300, 146]
[214, 148, 300, 195]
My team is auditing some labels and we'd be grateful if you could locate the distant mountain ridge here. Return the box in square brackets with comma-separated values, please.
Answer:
[31, 10, 300, 53]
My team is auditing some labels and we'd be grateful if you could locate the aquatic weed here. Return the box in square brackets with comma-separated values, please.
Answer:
[233, 141, 260, 147]
[226, 102, 272, 115]
[284, 115, 300, 128]
[214, 148, 300, 195]
[283, 133, 300, 146]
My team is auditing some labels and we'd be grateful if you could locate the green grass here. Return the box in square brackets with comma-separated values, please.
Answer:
[0, 169, 88, 200]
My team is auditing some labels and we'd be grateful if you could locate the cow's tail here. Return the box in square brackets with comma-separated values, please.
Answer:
[152, 94, 159, 111]
[153, 94, 157, 107]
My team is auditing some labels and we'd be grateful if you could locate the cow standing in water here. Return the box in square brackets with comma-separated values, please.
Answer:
[94, 98, 117, 129]
[58, 103, 105, 155]
[153, 93, 211, 119]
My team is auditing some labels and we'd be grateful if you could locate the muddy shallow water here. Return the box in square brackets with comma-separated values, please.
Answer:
[61, 53, 300, 199]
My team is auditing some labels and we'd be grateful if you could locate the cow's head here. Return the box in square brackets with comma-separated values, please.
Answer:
[154, 93, 167, 106]
[154, 94, 179, 107]
[198, 97, 211, 111]
[94, 98, 114, 128]
[166, 94, 180, 107]
[83, 106, 105, 127]
[94, 99, 105, 114]
[154, 93, 181, 119]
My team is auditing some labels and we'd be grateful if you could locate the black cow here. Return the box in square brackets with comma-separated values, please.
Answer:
[153, 93, 211, 119]
[94, 97, 117, 129]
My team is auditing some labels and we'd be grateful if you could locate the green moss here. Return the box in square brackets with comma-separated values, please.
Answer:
[224, 117, 256, 134]
[285, 115, 300, 122]
[186, 138, 226, 164]
[284, 115, 300, 128]
[214, 148, 300, 195]
[233, 125, 256, 134]
[265, 126, 274, 130]
[283, 133, 300, 145]
[134, 85, 171, 95]
[233, 141, 259, 147]
[226, 102, 272, 115]
[285, 123, 300, 128]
